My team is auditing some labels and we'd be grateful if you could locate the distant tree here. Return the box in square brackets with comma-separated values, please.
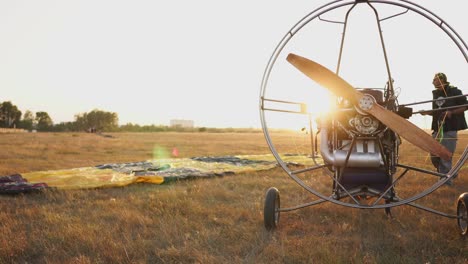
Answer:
[19, 110, 35, 130]
[0, 101, 22, 128]
[74, 113, 87, 131]
[51, 121, 78, 132]
[36, 111, 53, 131]
[75, 109, 118, 132]
[118, 123, 170, 132]
[120, 123, 140, 132]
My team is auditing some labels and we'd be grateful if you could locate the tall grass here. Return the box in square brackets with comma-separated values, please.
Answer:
[0, 132, 467, 263]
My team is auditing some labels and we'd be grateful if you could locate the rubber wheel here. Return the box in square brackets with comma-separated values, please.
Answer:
[264, 187, 280, 230]
[456, 192, 468, 236]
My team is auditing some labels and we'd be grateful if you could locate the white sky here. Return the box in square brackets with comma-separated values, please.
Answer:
[0, 0, 467, 128]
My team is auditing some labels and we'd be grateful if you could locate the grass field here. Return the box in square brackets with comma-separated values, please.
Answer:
[0, 132, 467, 263]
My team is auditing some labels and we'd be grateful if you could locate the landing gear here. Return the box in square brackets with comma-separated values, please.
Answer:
[457, 192, 468, 236]
[264, 187, 280, 230]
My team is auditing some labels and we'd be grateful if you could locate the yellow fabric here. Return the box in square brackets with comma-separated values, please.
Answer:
[23, 167, 164, 189]
[22, 154, 315, 189]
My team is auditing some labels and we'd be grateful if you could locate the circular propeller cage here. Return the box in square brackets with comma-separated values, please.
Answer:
[260, 0, 468, 209]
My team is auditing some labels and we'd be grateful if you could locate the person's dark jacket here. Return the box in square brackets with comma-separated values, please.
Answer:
[431, 85, 467, 132]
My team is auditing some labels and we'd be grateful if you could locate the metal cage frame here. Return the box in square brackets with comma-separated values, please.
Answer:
[259, 0, 468, 217]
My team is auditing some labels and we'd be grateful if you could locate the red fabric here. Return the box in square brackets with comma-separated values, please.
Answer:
[0, 174, 48, 194]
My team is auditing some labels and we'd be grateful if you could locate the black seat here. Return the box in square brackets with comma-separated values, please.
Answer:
[339, 167, 390, 191]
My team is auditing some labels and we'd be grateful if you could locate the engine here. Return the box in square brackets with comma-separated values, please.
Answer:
[319, 89, 391, 168]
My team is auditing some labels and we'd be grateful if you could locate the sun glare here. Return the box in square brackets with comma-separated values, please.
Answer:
[304, 89, 334, 116]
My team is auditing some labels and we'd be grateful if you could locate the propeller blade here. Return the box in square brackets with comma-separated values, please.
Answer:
[286, 53, 362, 104]
[368, 104, 451, 160]
[286, 53, 452, 160]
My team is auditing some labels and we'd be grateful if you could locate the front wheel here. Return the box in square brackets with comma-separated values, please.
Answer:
[456, 192, 468, 236]
[264, 187, 280, 230]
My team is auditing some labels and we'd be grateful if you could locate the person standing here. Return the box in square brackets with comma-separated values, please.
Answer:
[422, 72, 468, 185]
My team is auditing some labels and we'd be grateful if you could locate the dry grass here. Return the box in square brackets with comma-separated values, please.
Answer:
[0, 132, 273, 175]
[0, 132, 467, 263]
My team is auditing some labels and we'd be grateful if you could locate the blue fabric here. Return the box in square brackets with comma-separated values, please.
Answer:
[431, 130, 457, 177]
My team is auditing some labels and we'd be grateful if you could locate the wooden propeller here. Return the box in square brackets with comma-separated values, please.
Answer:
[287, 53, 451, 160]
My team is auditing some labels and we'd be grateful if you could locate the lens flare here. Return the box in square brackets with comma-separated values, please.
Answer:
[172, 147, 179, 157]
[153, 145, 170, 160]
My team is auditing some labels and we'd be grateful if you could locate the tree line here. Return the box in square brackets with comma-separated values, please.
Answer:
[0, 101, 261, 133]
[0, 101, 119, 132]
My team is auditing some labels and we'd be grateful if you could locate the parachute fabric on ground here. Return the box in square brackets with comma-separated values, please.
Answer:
[22, 167, 157, 190]
[18, 154, 316, 190]
[0, 174, 48, 194]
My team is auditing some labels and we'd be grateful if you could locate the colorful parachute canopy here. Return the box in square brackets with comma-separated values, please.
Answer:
[17, 154, 317, 190]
